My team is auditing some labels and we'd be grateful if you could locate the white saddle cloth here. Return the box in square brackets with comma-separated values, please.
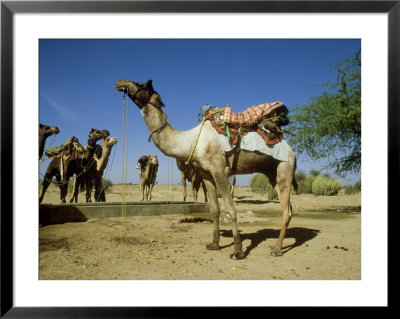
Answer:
[217, 131, 289, 162]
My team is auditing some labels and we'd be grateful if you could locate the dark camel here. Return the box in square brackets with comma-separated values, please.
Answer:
[70, 136, 117, 203]
[115, 79, 297, 259]
[176, 159, 207, 202]
[39, 128, 110, 203]
[39, 123, 59, 159]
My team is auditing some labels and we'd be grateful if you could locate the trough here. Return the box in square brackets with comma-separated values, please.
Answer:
[39, 201, 210, 225]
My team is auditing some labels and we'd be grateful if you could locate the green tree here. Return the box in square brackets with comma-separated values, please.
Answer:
[290, 50, 361, 176]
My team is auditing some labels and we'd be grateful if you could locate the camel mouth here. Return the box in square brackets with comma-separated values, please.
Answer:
[114, 79, 132, 92]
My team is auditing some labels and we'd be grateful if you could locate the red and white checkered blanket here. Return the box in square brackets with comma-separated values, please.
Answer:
[222, 101, 284, 125]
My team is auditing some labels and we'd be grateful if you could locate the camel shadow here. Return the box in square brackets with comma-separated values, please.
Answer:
[220, 227, 320, 257]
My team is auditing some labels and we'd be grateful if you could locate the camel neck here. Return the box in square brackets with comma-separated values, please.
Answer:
[141, 104, 194, 159]
[96, 146, 112, 173]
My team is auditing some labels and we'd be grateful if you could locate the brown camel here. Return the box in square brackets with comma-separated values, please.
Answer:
[39, 128, 110, 203]
[39, 123, 59, 159]
[71, 136, 117, 203]
[139, 155, 159, 201]
[115, 79, 297, 259]
[176, 159, 207, 202]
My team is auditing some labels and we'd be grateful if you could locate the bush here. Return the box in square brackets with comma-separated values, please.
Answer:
[296, 174, 317, 194]
[312, 176, 342, 196]
[309, 169, 321, 177]
[344, 179, 361, 194]
[102, 178, 113, 192]
[248, 174, 278, 200]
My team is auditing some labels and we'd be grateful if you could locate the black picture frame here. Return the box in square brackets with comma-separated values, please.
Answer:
[1, 1, 395, 317]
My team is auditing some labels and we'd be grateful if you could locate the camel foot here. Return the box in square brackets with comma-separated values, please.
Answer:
[230, 251, 245, 260]
[268, 246, 283, 256]
[206, 243, 220, 250]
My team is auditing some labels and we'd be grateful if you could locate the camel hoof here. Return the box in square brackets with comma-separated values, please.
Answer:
[230, 252, 245, 260]
[206, 243, 220, 250]
[269, 246, 283, 256]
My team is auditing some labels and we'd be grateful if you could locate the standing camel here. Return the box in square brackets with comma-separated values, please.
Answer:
[39, 123, 59, 160]
[39, 128, 110, 203]
[176, 159, 207, 202]
[115, 79, 296, 259]
[71, 136, 117, 203]
[139, 155, 159, 201]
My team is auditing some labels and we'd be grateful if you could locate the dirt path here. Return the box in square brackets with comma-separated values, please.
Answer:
[39, 185, 361, 280]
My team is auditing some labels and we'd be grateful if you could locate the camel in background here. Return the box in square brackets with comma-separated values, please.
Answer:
[39, 128, 110, 203]
[39, 123, 59, 159]
[176, 159, 207, 202]
[70, 136, 117, 203]
[139, 155, 159, 201]
[115, 79, 296, 259]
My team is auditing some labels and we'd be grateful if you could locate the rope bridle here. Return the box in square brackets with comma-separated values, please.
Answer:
[125, 82, 168, 142]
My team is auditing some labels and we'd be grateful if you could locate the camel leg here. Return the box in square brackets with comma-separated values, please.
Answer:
[181, 173, 187, 201]
[269, 166, 294, 257]
[201, 177, 220, 250]
[39, 176, 52, 203]
[207, 169, 244, 259]
[140, 184, 145, 201]
[70, 176, 79, 203]
[148, 184, 154, 201]
[217, 177, 244, 259]
[202, 182, 208, 202]
[94, 177, 103, 202]
[59, 182, 68, 203]
[192, 176, 199, 202]
[39, 166, 58, 203]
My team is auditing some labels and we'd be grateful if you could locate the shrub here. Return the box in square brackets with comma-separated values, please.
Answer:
[296, 174, 317, 194]
[344, 179, 361, 194]
[295, 170, 306, 182]
[248, 173, 278, 200]
[312, 176, 342, 196]
[102, 178, 113, 192]
[309, 169, 321, 177]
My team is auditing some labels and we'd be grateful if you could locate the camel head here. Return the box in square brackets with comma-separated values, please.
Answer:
[89, 128, 110, 142]
[115, 79, 165, 108]
[148, 155, 159, 166]
[39, 123, 60, 137]
[102, 136, 118, 149]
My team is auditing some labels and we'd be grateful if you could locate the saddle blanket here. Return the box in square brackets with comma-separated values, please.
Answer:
[222, 101, 284, 125]
[217, 131, 289, 162]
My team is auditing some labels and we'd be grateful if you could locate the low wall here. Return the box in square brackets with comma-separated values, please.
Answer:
[39, 201, 210, 225]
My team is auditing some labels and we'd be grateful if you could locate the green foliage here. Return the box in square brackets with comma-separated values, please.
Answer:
[297, 174, 317, 194]
[102, 178, 113, 192]
[290, 50, 361, 176]
[248, 174, 278, 200]
[344, 179, 361, 194]
[309, 169, 321, 177]
[312, 176, 342, 196]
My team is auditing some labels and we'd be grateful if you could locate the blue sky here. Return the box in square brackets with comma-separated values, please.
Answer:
[39, 39, 361, 186]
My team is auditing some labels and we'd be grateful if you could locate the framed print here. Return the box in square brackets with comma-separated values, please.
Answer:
[1, 0, 396, 317]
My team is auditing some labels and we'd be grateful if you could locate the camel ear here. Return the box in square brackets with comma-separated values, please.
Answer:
[147, 80, 153, 90]
[40, 123, 44, 128]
